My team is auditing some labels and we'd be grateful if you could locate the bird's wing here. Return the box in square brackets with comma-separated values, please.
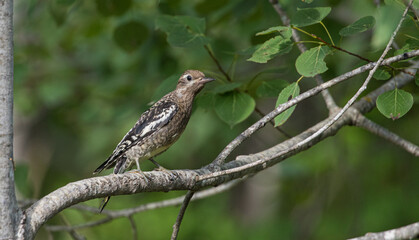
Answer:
[93, 100, 178, 174]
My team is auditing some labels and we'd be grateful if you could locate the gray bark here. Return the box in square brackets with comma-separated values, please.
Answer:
[0, 0, 20, 239]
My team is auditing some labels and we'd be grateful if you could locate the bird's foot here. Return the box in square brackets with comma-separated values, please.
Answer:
[149, 158, 177, 180]
[127, 169, 150, 184]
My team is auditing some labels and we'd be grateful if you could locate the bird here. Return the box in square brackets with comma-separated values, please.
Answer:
[93, 70, 215, 212]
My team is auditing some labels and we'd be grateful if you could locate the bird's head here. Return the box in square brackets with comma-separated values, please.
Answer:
[176, 70, 215, 95]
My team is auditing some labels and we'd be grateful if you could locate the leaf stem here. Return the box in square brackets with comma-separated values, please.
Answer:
[319, 21, 335, 46]
[296, 76, 304, 83]
[292, 26, 371, 62]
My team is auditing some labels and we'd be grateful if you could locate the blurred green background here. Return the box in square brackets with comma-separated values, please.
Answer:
[13, 0, 418, 239]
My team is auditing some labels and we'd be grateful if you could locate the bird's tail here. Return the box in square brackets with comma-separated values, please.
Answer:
[93, 156, 114, 174]
[99, 196, 111, 213]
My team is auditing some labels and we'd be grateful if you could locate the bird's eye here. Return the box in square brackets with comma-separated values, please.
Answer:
[186, 75, 192, 81]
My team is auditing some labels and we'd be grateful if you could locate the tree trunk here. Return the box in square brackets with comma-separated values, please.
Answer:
[0, 0, 19, 238]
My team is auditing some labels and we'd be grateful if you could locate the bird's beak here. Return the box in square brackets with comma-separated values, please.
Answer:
[200, 77, 215, 84]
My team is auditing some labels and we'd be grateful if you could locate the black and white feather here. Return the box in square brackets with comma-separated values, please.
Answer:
[93, 100, 178, 174]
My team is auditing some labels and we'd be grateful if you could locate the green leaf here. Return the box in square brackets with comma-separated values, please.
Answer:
[155, 15, 209, 48]
[339, 16, 375, 36]
[295, 46, 331, 77]
[373, 69, 391, 80]
[256, 26, 292, 37]
[415, 75, 419, 87]
[214, 91, 256, 127]
[248, 26, 293, 63]
[291, 7, 331, 27]
[256, 80, 288, 98]
[376, 88, 413, 120]
[212, 82, 243, 94]
[95, 0, 131, 17]
[113, 21, 149, 53]
[248, 36, 293, 63]
[274, 82, 300, 126]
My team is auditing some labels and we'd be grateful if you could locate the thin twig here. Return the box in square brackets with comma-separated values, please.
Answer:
[45, 217, 113, 232]
[293, 26, 372, 62]
[210, 50, 419, 167]
[269, 0, 338, 112]
[204, 43, 290, 138]
[348, 221, 419, 240]
[281, 0, 412, 163]
[354, 114, 419, 156]
[292, 26, 416, 77]
[200, 61, 417, 182]
[59, 214, 86, 240]
[254, 107, 292, 138]
[204, 45, 232, 82]
[128, 216, 138, 240]
[170, 191, 194, 240]
[25, 55, 417, 237]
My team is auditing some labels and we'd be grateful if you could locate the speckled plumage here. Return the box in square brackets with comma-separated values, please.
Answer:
[94, 70, 214, 175]
[93, 70, 214, 211]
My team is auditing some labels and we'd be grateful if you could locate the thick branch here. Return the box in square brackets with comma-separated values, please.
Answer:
[21, 53, 418, 239]
[45, 180, 241, 232]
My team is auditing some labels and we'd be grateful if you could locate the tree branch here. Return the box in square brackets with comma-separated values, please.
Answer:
[45, 179, 241, 232]
[58, 214, 86, 240]
[19, 51, 418, 239]
[211, 51, 419, 167]
[348, 221, 419, 240]
[354, 114, 419, 156]
[269, 0, 338, 111]
[0, 0, 20, 239]
[128, 216, 138, 240]
[254, 107, 291, 138]
[170, 191, 194, 240]
[279, 0, 412, 160]
[45, 217, 112, 232]
[200, 60, 417, 186]
[291, 26, 415, 77]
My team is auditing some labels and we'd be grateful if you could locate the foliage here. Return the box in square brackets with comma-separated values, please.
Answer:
[274, 82, 300, 126]
[376, 88, 413, 120]
[339, 16, 376, 37]
[13, 0, 419, 239]
[295, 45, 331, 77]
